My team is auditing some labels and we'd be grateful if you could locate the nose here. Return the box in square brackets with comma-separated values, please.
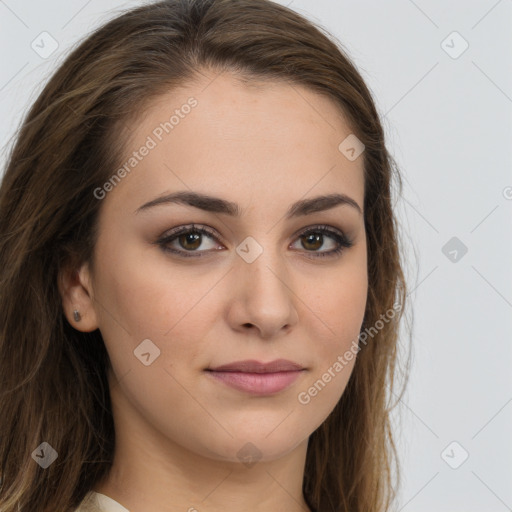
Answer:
[226, 243, 299, 340]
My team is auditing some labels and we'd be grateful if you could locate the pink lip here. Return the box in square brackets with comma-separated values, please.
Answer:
[205, 359, 306, 395]
[208, 359, 304, 373]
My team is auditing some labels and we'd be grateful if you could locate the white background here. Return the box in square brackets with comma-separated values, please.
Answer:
[1, 1, 511, 510]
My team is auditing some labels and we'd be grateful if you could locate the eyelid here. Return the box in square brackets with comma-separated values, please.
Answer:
[155, 223, 353, 258]
[158, 223, 346, 243]
[157, 223, 224, 246]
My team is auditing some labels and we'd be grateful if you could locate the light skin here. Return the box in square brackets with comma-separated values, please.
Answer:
[59, 70, 368, 512]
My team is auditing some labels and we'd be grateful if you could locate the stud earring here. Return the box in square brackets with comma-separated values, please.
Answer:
[73, 309, 81, 322]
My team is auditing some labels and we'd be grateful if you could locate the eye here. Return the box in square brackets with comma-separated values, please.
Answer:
[156, 224, 223, 258]
[290, 225, 354, 259]
[155, 223, 353, 259]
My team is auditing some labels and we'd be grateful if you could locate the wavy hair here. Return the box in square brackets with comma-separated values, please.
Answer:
[0, 0, 410, 510]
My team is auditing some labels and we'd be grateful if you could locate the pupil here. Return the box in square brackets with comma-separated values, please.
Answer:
[304, 233, 322, 250]
[181, 232, 201, 249]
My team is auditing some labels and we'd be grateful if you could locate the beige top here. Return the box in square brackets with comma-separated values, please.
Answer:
[75, 491, 130, 512]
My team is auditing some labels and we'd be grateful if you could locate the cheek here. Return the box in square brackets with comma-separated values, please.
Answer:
[93, 241, 225, 369]
[294, 279, 366, 423]
[299, 250, 367, 399]
[328, 275, 367, 345]
[306, 254, 368, 350]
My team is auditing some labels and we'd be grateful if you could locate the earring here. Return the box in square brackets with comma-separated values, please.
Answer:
[73, 309, 81, 322]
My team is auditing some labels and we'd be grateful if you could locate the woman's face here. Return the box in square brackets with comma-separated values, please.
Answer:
[72, 71, 367, 464]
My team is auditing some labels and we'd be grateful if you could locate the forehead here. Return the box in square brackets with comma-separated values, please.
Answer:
[105, 71, 365, 216]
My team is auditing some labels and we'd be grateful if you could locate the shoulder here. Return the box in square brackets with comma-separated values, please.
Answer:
[74, 491, 130, 512]
[74, 491, 100, 512]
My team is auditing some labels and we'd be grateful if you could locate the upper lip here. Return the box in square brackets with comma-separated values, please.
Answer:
[207, 359, 304, 373]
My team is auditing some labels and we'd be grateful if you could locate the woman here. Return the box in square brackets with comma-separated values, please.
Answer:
[0, 0, 409, 511]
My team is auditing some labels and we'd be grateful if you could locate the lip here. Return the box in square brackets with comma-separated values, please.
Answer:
[205, 359, 306, 395]
[208, 359, 304, 373]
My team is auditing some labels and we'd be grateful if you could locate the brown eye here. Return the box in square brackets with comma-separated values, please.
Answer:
[290, 226, 354, 259]
[156, 224, 353, 259]
[156, 224, 223, 258]
[177, 231, 202, 250]
[301, 232, 324, 251]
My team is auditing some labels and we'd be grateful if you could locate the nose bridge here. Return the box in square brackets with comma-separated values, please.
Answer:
[233, 233, 297, 332]
[236, 234, 287, 293]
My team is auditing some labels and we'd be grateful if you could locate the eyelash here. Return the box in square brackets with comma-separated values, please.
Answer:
[155, 223, 354, 259]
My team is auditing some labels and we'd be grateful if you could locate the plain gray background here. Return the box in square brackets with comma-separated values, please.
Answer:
[1, 1, 511, 510]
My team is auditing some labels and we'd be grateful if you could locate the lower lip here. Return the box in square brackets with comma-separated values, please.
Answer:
[206, 370, 304, 395]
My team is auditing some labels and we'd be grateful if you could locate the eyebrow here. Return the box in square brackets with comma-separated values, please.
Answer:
[135, 191, 363, 218]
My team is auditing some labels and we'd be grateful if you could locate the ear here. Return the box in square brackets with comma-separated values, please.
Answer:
[58, 260, 99, 332]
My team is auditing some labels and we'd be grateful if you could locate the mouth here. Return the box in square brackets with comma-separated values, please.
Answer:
[204, 359, 306, 395]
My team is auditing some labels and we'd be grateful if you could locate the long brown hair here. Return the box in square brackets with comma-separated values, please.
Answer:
[0, 1, 410, 510]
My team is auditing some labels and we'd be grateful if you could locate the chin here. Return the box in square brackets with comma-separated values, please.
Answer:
[194, 420, 312, 465]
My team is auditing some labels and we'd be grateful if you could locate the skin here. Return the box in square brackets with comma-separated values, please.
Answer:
[59, 70, 368, 512]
